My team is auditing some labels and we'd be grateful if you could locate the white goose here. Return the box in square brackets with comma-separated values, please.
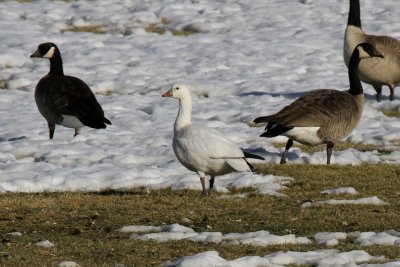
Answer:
[162, 83, 264, 196]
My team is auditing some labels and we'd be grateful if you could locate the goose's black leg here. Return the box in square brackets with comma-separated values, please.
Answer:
[374, 85, 382, 102]
[48, 122, 55, 139]
[280, 139, 293, 164]
[389, 85, 395, 101]
[326, 141, 334, 165]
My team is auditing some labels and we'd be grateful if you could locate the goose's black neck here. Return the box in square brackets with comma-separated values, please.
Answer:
[48, 49, 64, 76]
[348, 47, 363, 95]
[348, 0, 361, 28]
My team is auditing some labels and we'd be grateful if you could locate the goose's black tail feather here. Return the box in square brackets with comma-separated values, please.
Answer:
[243, 151, 265, 161]
[244, 158, 255, 172]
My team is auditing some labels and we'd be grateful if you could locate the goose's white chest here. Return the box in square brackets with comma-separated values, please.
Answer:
[284, 126, 322, 146]
[60, 115, 84, 128]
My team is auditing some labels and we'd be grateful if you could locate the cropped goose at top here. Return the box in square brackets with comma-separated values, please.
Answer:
[162, 83, 264, 196]
[30, 42, 111, 139]
[253, 43, 383, 165]
[344, 0, 400, 101]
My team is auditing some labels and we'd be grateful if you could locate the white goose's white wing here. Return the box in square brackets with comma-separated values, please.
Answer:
[173, 124, 251, 174]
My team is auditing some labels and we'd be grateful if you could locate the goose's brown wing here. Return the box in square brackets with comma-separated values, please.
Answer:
[254, 89, 356, 128]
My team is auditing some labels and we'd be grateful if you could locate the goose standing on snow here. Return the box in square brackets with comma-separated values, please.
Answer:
[344, 0, 400, 101]
[162, 83, 264, 196]
[253, 43, 383, 165]
[30, 42, 111, 139]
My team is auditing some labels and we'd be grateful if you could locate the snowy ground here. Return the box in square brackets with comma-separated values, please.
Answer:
[1, 0, 400, 266]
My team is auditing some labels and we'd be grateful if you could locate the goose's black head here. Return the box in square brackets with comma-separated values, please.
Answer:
[30, 42, 59, 59]
[356, 43, 384, 60]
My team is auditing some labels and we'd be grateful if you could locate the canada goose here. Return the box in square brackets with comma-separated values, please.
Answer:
[344, 0, 400, 101]
[30, 42, 111, 139]
[162, 83, 264, 196]
[253, 43, 383, 165]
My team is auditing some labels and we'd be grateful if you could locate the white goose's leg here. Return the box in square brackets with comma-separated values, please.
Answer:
[198, 171, 207, 196]
[208, 176, 215, 196]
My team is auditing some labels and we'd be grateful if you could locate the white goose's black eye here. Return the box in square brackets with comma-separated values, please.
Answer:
[176, 87, 180, 90]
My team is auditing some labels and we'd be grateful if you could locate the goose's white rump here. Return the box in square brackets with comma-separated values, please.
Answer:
[162, 83, 263, 195]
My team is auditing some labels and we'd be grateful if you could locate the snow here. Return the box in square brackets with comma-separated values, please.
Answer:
[34, 240, 55, 248]
[56, 261, 81, 267]
[123, 223, 311, 246]
[301, 196, 388, 208]
[162, 250, 386, 267]
[120, 223, 400, 251]
[321, 187, 359, 195]
[1, 0, 400, 265]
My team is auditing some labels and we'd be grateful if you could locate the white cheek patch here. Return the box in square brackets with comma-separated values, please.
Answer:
[43, 46, 55, 58]
[60, 115, 84, 128]
[357, 46, 371, 59]
[284, 126, 322, 146]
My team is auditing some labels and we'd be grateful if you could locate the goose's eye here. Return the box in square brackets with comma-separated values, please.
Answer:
[176, 87, 180, 90]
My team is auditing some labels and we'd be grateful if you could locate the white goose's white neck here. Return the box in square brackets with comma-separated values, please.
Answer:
[174, 96, 192, 133]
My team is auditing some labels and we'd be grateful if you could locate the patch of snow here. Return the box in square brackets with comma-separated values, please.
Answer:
[301, 196, 388, 208]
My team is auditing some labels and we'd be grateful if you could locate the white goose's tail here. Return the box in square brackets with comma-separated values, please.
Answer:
[226, 152, 264, 172]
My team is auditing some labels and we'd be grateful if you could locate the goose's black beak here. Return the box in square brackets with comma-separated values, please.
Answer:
[30, 50, 41, 58]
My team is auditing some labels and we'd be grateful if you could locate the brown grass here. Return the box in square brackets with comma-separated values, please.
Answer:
[271, 140, 398, 155]
[382, 109, 400, 118]
[144, 17, 199, 36]
[1, 163, 400, 266]
[60, 25, 107, 34]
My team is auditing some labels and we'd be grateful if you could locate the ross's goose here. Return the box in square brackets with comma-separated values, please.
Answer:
[162, 83, 264, 196]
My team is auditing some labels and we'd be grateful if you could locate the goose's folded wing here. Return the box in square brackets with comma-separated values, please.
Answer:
[273, 89, 356, 127]
[181, 125, 245, 160]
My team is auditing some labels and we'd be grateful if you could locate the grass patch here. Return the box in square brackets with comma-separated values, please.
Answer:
[0, 0, 74, 2]
[144, 24, 199, 36]
[271, 140, 397, 155]
[144, 17, 199, 36]
[0, 79, 6, 89]
[382, 109, 400, 118]
[1, 163, 400, 266]
[60, 25, 107, 34]
[0, 0, 33, 2]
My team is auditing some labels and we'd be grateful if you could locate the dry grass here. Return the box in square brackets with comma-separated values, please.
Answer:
[144, 24, 199, 36]
[271, 140, 398, 155]
[60, 25, 107, 34]
[1, 163, 400, 266]
[144, 17, 199, 36]
[382, 109, 400, 118]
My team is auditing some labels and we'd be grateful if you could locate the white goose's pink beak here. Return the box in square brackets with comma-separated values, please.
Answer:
[162, 89, 173, 97]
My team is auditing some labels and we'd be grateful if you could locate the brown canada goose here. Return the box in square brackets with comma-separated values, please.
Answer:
[344, 0, 400, 101]
[30, 42, 111, 139]
[253, 43, 383, 165]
